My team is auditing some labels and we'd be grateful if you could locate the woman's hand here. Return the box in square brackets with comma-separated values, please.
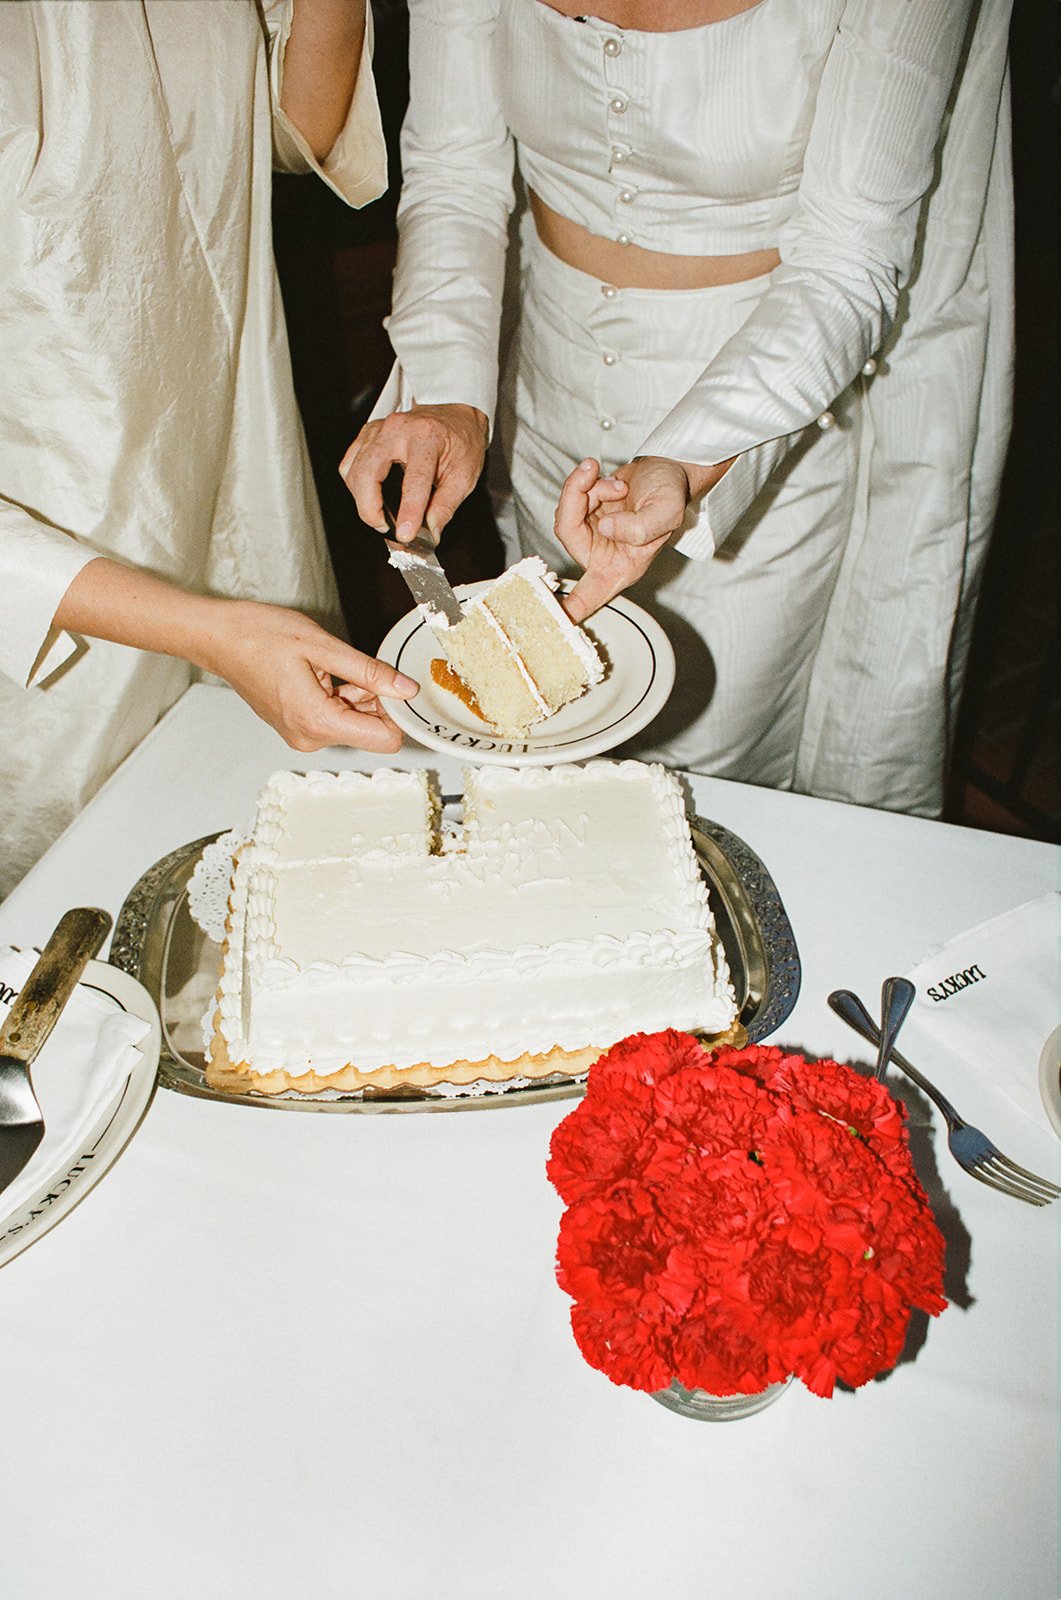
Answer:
[197, 601, 418, 754]
[339, 403, 489, 543]
[556, 454, 732, 622]
[53, 560, 418, 755]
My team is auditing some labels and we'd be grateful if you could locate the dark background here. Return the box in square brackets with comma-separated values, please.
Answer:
[273, 0, 1057, 844]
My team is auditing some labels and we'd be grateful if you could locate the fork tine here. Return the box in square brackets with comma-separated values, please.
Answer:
[965, 1161, 1053, 1206]
[976, 1159, 1058, 1204]
[986, 1153, 1061, 1197]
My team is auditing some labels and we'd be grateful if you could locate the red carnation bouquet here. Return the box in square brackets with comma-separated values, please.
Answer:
[547, 1032, 947, 1399]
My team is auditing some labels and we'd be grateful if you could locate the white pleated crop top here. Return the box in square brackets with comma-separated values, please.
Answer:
[382, 0, 974, 555]
[499, 0, 834, 257]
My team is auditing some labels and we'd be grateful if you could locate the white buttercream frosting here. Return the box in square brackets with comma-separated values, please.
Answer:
[216, 762, 736, 1075]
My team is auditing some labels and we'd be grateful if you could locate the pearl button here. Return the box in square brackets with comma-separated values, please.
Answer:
[603, 352, 618, 366]
[862, 357, 878, 377]
[609, 96, 628, 115]
[617, 233, 632, 246]
[603, 36, 622, 57]
[600, 418, 615, 431]
[601, 283, 618, 299]
[816, 410, 837, 431]
[611, 146, 628, 165]
[619, 188, 635, 204]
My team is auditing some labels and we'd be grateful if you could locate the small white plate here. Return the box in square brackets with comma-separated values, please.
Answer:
[1038, 1024, 1061, 1141]
[0, 961, 161, 1270]
[378, 583, 676, 766]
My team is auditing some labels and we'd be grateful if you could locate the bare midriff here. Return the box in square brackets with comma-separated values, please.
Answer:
[528, 190, 780, 291]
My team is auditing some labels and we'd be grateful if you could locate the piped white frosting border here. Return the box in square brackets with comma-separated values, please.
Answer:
[216, 761, 734, 1074]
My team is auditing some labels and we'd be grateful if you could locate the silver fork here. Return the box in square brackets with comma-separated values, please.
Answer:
[874, 976, 916, 1081]
[828, 988, 1060, 1207]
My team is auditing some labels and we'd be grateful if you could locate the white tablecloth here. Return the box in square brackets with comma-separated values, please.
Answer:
[0, 685, 1056, 1600]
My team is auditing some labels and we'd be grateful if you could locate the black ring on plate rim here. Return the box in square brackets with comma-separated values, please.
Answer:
[391, 603, 661, 751]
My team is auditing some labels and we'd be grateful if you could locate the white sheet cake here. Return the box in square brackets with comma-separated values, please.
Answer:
[207, 761, 738, 1093]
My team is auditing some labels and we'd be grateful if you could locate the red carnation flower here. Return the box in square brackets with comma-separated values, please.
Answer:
[588, 1028, 712, 1097]
[569, 1301, 675, 1393]
[547, 1076, 656, 1205]
[670, 1295, 783, 1396]
[556, 1184, 697, 1321]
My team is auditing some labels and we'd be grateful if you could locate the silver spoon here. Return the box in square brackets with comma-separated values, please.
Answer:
[873, 976, 916, 1081]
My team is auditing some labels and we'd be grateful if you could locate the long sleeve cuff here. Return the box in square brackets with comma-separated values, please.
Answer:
[269, 4, 387, 208]
[0, 503, 98, 688]
[671, 433, 794, 559]
[638, 1, 971, 530]
[368, 348, 499, 442]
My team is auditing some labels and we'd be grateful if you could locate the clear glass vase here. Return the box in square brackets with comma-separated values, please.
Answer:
[651, 1376, 792, 1421]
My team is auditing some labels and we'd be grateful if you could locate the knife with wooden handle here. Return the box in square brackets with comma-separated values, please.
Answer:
[0, 907, 112, 1197]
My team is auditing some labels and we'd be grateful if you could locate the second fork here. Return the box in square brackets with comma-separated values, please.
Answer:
[828, 988, 1060, 1207]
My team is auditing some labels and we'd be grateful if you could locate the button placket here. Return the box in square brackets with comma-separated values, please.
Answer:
[599, 27, 637, 243]
[601, 23, 629, 116]
[590, 284, 626, 439]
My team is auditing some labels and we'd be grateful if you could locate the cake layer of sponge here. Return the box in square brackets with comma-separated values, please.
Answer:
[434, 558, 604, 736]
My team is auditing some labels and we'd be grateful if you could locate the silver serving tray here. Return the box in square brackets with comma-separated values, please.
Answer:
[109, 815, 800, 1114]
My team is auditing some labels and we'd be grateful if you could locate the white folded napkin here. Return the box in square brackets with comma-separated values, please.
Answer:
[0, 946, 153, 1221]
[903, 893, 1060, 1133]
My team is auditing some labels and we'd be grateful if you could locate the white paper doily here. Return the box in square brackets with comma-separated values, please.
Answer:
[187, 830, 246, 942]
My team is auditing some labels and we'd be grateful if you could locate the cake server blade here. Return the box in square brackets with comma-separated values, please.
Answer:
[382, 506, 464, 628]
[0, 906, 112, 1198]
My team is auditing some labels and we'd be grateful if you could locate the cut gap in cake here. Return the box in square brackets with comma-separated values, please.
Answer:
[429, 558, 605, 737]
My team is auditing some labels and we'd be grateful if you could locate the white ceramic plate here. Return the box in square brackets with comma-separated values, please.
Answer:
[0, 961, 161, 1270]
[1038, 1024, 1061, 1141]
[377, 582, 676, 766]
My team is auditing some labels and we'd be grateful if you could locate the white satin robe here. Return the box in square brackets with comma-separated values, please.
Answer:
[0, 0, 386, 896]
[377, 0, 1014, 816]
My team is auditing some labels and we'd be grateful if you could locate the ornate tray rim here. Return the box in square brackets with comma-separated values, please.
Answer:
[109, 814, 800, 1115]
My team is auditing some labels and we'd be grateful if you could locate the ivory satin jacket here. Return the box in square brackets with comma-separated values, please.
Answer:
[0, 0, 386, 891]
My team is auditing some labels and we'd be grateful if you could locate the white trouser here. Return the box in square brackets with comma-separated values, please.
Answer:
[495, 229, 860, 793]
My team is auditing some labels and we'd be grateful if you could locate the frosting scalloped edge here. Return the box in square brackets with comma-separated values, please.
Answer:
[214, 761, 736, 1077]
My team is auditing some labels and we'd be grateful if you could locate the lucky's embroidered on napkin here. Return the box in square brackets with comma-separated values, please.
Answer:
[903, 893, 1060, 1132]
[0, 947, 152, 1221]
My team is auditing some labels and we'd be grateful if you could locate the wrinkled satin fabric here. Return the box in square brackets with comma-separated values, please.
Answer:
[375, 0, 1014, 815]
[0, 1, 386, 896]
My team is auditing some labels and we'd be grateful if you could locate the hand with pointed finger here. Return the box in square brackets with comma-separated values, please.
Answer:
[557, 454, 734, 621]
[52, 560, 420, 755]
[338, 403, 489, 545]
[200, 601, 419, 754]
[553, 458, 668, 624]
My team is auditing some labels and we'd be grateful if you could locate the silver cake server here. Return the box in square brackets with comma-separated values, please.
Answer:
[382, 505, 464, 628]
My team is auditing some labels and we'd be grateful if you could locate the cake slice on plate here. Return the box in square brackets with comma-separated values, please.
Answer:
[428, 557, 605, 737]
